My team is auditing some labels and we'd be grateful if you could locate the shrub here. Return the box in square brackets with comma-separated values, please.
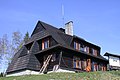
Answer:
[0, 73, 3, 77]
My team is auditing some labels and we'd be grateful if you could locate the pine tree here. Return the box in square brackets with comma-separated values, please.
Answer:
[24, 32, 29, 43]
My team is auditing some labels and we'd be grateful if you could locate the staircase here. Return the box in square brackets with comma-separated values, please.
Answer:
[39, 54, 53, 73]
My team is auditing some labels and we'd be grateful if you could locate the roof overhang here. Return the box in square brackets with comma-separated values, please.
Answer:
[35, 44, 108, 62]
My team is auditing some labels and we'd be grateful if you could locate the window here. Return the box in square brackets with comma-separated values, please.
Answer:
[101, 64, 106, 71]
[84, 46, 89, 53]
[80, 44, 84, 51]
[74, 41, 80, 50]
[89, 48, 94, 54]
[84, 47, 87, 52]
[42, 38, 49, 50]
[93, 49, 98, 56]
[78, 60, 81, 69]
[44, 40, 49, 49]
[86, 47, 89, 53]
[113, 58, 117, 62]
[74, 41, 77, 49]
[86, 59, 91, 72]
[89, 48, 98, 56]
[73, 57, 81, 69]
[73, 41, 85, 52]
[81, 60, 87, 70]
[87, 59, 91, 66]
[93, 62, 98, 71]
[73, 59, 76, 68]
[92, 48, 94, 54]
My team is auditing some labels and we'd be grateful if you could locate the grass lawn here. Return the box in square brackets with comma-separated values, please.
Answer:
[0, 71, 120, 80]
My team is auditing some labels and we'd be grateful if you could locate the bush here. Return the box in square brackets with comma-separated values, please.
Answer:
[0, 73, 3, 77]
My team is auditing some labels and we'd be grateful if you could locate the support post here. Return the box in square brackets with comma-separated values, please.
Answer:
[58, 51, 63, 69]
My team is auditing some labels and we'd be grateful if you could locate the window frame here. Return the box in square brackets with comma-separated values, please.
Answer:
[42, 38, 50, 50]
[73, 56, 81, 69]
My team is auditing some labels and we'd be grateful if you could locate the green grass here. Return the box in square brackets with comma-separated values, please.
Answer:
[0, 71, 120, 80]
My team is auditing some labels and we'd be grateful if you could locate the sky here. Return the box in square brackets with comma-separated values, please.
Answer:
[0, 0, 120, 56]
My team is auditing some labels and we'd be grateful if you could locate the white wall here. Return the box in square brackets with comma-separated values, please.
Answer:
[109, 56, 120, 67]
[7, 68, 75, 77]
[48, 68, 75, 73]
[6, 70, 39, 77]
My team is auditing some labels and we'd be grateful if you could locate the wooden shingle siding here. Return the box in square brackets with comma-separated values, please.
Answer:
[19, 46, 28, 57]
[27, 54, 40, 71]
[7, 54, 29, 73]
[49, 37, 58, 47]
[31, 21, 46, 36]
[60, 56, 73, 69]
[58, 32, 73, 46]
[30, 41, 39, 54]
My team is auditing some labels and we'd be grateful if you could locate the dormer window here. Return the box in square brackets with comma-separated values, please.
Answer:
[38, 37, 57, 51]
[74, 41, 77, 49]
[25, 42, 33, 54]
[89, 48, 93, 54]
[74, 41, 86, 52]
[93, 49, 98, 56]
[84, 46, 89, 53]
[74, 41, 80, 50]
[42, 38, 49, 50]
[80, 44, 84, 52]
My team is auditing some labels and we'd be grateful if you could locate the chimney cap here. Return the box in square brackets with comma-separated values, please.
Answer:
[65, 21, 73, 25]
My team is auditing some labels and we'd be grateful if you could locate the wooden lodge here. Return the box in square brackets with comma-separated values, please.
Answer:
[6, 21, 108, 76]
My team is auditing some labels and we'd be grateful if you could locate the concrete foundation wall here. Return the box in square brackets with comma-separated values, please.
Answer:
[48, 68, 75, 73]
[6, 70, 39, 77]
[7, 68, 75, 77]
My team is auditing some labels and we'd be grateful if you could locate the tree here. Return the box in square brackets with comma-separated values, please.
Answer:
[0, 34, 9, 73]
[24, 31, 30, 43]
[0, 34, 9, 60]
[0, 34, 9, 55]
[0, 38, 2, 60]
[2, 31, 24, 67]
[0, 31, 29, 73]
[12, 31, 23, 54]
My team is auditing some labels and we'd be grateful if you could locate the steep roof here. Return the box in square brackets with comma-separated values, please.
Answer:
[6, 46, 28, 73]
[104, 52, 120, 58]
[30, 21, 100, 49]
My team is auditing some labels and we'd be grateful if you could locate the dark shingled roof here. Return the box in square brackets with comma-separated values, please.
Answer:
[6, 46, 28, 73]
[6, 20, 108, 74]
[104, 52, 120, 58]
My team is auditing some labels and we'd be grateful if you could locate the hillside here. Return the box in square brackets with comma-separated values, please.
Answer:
[0, 71, 120, 80]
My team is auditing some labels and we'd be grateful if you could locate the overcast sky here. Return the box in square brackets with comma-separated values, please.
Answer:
[0, 0, 120, 56]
